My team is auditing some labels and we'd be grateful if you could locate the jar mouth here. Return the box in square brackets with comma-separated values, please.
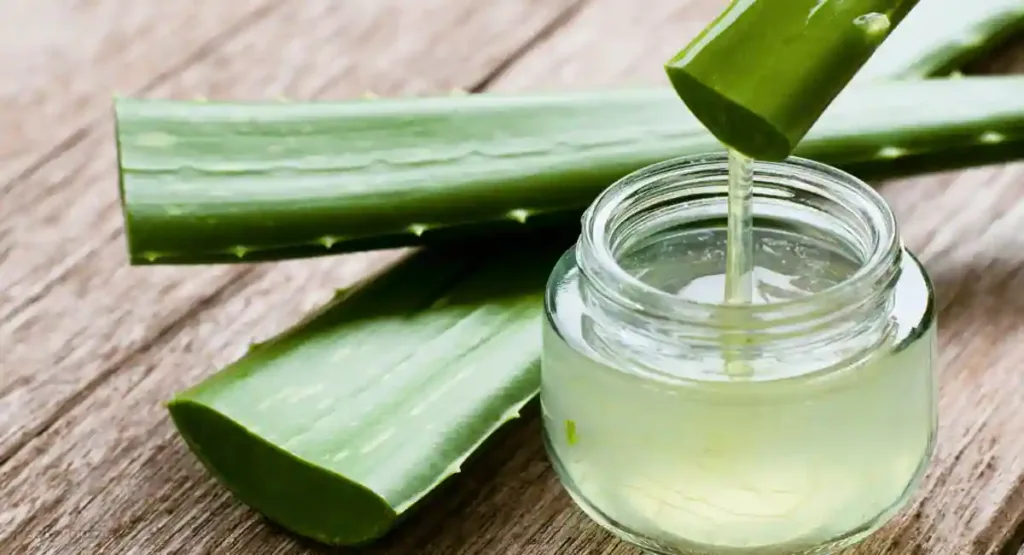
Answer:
[577, 153, 902, 325]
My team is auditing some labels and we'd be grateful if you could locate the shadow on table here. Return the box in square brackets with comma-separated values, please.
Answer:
[928, 254, 1023, 337]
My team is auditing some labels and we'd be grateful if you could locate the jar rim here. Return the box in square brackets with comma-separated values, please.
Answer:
[577, 152, 902, 322]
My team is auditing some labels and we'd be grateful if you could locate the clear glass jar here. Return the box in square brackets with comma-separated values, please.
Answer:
[541, 153, 937, 555]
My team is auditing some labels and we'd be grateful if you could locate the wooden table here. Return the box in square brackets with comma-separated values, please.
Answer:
[1, 1, 1022, 554]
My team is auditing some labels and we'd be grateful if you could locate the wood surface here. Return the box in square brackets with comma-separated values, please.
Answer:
[0, 1, 1022, 554]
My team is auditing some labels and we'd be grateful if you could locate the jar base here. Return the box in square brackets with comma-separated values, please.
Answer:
[543, 428, 922, 555]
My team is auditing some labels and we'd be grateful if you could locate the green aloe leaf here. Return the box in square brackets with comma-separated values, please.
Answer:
[118, 77, 1024, 265]
[168, 236, 571, 546]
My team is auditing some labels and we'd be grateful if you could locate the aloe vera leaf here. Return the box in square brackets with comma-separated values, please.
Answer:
[855, 0, 1024, 81]
[167, 235, 572, 546]
[664, 0, 922, 160]
[115, 76, 1024, 265]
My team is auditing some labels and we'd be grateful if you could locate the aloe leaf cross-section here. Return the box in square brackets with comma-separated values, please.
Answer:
[664, 0, 923, 160]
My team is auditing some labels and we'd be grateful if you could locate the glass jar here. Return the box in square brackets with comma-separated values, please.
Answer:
[541, 153, 937, 555]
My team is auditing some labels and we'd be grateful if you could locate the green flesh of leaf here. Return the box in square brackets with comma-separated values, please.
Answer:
[118, 77, 1024, 264]
[168, 237, 572, 545]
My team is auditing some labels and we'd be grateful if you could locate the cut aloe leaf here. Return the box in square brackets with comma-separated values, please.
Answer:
[116, 77, 1024, 265]
[167, 235, 571, 546]
[664, 0, 922, 160]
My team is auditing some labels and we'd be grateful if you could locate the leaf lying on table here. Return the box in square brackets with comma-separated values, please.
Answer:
[167, 236, 572, 546]
[116, 0, 1024, 265]
[115, 75, 1024, 265]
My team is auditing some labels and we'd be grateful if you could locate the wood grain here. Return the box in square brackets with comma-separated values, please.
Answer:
[0, 1, 274, 189]
[0, 0, 274, 324]
[1, 0, 1023, 554]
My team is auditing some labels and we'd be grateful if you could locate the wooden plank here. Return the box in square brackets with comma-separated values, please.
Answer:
[1, 3, 1022, 555]
[0, 0, 583, 503]
[0, 1, 273, 189]
[491, 0, 717, 91]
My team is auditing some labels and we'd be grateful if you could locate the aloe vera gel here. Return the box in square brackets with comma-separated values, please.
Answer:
[541, 154, 937, 554]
